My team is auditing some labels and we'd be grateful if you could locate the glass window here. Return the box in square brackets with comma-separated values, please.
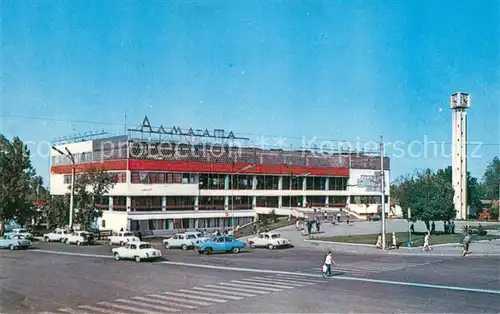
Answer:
[139, 244, 152, 249]
[328, 177, 348, 190]
[130, 244, 137, 249]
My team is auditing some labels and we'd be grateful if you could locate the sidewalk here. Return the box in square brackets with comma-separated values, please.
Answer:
[273, 224, 500, 257]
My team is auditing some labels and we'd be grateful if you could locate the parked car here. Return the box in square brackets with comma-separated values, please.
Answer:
[247, 232, 291, 249]
[65, 231, 95, 246]
[108, 231, 140, 246]
[43, 228, 71, 242]
[4, 228, 33, 240]
[197, 236, 246, 254]
[0, 234, 32, 250]
[112, 242, 162, 262]
[163, 232, 207, 250]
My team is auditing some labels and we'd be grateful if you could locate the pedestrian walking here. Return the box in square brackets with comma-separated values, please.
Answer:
[462, 234, 471, 256]
[322, 251, 336, 277]
[422, 233, 432, 251]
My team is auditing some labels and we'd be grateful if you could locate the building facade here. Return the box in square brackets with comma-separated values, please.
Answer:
[50, 133, 391, 232]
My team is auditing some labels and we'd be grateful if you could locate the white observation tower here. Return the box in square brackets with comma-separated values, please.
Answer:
[450, 92, 471, 220]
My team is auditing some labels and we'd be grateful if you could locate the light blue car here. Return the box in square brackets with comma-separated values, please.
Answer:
[0, 234, 32, 250]
[197, 236, 246, 254]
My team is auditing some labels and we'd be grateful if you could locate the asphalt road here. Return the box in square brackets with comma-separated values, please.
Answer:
[1, 241, 499, 313]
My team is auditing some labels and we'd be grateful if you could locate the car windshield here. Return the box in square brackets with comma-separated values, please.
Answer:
[12, 235, 25, 240]
[123, 232, 134, 237]
[18, 229, 28, 233]
[271, 234, 281, 239]
[186, 235, 196, 239]
[139, 244, 152, 249]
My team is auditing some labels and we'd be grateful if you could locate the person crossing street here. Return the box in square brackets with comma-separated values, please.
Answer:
[322, 251, 337, 277]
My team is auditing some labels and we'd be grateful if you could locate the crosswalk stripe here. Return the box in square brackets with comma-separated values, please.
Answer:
[230, 279, 295, 289]
[228, 281, 283, 291]
[273, 274, 324, 282]
[217, 282, 272, 294]
[193, 286, 256, 297]
[97, 301, 157, 313]
[162, 291, 227, 303]
[314, 267, 377, 273]
[177, 289, 243, 300]
[203, 284, 263, 296]
[144, 295, 200, 308]
[115, 298, 179, 312]
[244, 277, 308, 287]
[260, 276, 316, 285]
[78, 305, 122, 314]
[132, 296, 188, 311]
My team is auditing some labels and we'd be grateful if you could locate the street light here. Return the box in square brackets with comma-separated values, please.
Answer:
[231, 164, 255, 229]
[52, 146, 75, 230]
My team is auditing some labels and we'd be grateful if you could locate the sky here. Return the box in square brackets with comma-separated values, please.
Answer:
[2, 0, 499, 183]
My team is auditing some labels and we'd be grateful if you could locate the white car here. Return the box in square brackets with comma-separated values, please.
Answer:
[65, 231, 95, 246]
[112, 242, 162, 262]
[43, 229, 71, 242]
[247, 232, 291, 249]
[4, 228, 33, 240]
[163, 232, 207, 250]
[107, 231, 140, 246]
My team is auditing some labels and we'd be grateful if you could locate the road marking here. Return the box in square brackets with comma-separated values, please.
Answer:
[131, 296, 188, 311]
[230, 279, 295, 289]
[259, 276, 315, 285]
[193, 286, 256, 297]
[162, 291, 227, 303]
[225, 281, 283, 292]
[217, 282, 273, 293]
[98, 301, 155, 313]
[78, 305, 122, 314]
[267, 275, 322, 283]
[242, 277, 307, 287]
[115, 298, 179, 312]
[334, 276, 500, 295]
[30, 249, 500, 295]
[145, 295, 200, 308]
[177, 289, 243, 300]
[203, 284, 266, 295]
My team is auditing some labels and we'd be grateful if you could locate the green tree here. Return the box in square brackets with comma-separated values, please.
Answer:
[71, 167, 115, 230]
[44, 196, 70, 229]
[0, 135, 37, 226]
[392, 168, 455, 229]
[435, 166, 483, 209]
[482, 157, 500, 200]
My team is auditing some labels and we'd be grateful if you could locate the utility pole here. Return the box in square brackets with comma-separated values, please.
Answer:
[380, 136, 386, 250]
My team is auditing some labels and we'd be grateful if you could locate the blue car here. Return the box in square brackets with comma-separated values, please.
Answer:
[0, 234, 32, 250]
[197, 236, 246, 254]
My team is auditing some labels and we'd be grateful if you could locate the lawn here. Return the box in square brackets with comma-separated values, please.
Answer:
[316, 232, 500, 247]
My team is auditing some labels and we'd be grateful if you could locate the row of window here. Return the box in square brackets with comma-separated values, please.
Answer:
[63, 172, 126, 184]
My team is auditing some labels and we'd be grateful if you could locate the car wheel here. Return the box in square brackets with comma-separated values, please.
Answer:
[76, 241, 81, 246]
[108, 240, 113, 246]
[9, 244, 15, 251]
[198, 250, 203, 254]
[268, 244, 275, 250]
[181, 244, 188, 251]
[135, 256, 141, 262]
[119, 241, 124, 246]
[232, 247, 240, 254]
[205, 247, 213, 255]
[249, 242, 255, 248]
[164, 243, 171, 249]
[44, 237, 50, 242]
[114, 253, 120, 261]
[60, 238, 66, 243]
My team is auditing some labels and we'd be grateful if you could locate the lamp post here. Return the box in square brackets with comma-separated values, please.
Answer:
[52, 146, 75, 230]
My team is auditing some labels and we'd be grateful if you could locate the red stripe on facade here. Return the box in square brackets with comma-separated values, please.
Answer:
[128, 160, 349, 176]
[50, 159, 349, 176]
[50, 160, 127, 174]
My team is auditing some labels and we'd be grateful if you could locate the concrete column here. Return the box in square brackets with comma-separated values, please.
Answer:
[161, 196, 166, 212]
[109, 196, 114, 211]
[278, 176, 283, 208]
[224, 175, 230, 190]
[224, 196, 229, 210]
[252, 196, 257, 208]
[126, 196, 132, 212]
[302, 177, 307, 207]
[194, 196, 199, 211]
[252, 175, 257, 190]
